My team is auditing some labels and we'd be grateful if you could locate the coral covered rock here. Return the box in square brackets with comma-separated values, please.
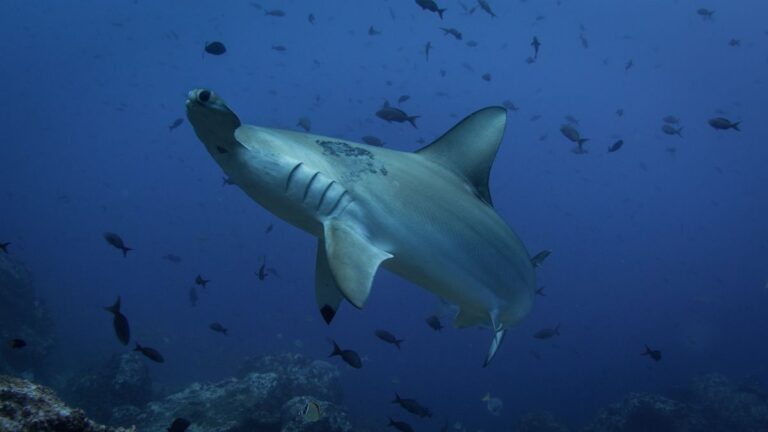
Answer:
[237, 352, 343, 403]
[685, 373, 768, 431]
[0, 375, 133, 432]
[583, 392, 705, 432]
[514, 412, 570, 432]
[280, 396, 352, 432]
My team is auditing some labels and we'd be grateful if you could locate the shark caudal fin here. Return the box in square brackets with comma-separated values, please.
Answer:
[416, 107, 507, 207]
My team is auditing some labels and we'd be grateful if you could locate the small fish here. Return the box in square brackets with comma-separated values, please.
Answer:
[625, 59, 634, 71]
[560, 124, 589, 152]
[616, 108, 624, 117]
[162, 254, 182, 264]
[728, 38, 741, 47]
[209, 322, 228, 335]
[375, 330, 404, 350]
[481, 392, 503, 416]
[167, 418, 191, 432]
[608, 139, 624, 153]
[466, 40, 478, 47]
[8, 339, 26, 349]
[642, 344, 662, 362]
[415, 0, 446, 20]
[531, 36, 541, 59]
[530, 249, 552, 268]
[103, 232, 132, 257]
[256, 261, 268, 281]
[440, 27, 463, 40]
[368, 26, 381, 36]
[271, 45, 287, 52]
[697, 8, 715, 20]
[535, 287, 546, 296]
[376, 101, 419, 128]
[534, 324, 560, 339]
[297, 116, 311, 131]
[502, 100, 519, 111]
[530, 114, 542, 122]
[204, 41, 226, 55]
[134, 342, 165, 363]
[195, 274, 210, 288]
[300, 400, 322, 422]
[189, 286, 198, 307]
[662, 124, 684, 137]
[425, 41, 432, 61]
[329, 340, 362, 368]
[168, 118, 184, 131]
[477, 0, 496, 17]
[265, 223, 274, 234]
[426, 315, 443, 331]
[0, 242, 10, 253]
[708, 117, 740, 131]
[397, 95, 410, 104]
[579, 33, 589, 49]
[392, 393, 432, 418]
[264, 9, 285, 17]
[662, 115, 680, 124]
[388, 418, 414, 432]
[308, 13, 315, 25]
[481, 72, 492, 82]
[362, 136, 385, 147]
[104, 296, 130, 345]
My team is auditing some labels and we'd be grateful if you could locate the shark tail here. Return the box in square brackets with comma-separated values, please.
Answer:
[104, 296, 121, 314]
[407, 116, 420, 128]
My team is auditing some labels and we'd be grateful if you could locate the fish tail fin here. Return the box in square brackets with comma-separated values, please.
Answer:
[677, 127, 684, 137]
[578, 138, 589, 145]
[329, 340, 341, 357]
[134, 342, 142, 352]
[121, 247, 132, 257]
[104, 296, 121, 314]
[394, 339, 404, 350]
[408, 116, 420, 128]
[438, 8, 446, 19]
[732, 122, 740, 131]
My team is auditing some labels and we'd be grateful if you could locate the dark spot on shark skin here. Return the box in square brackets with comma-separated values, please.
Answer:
[216, 145, 229, 154]
[315, 140, 373, 159]
[380, 167, 388, 176]
[315, 139, 388, 180]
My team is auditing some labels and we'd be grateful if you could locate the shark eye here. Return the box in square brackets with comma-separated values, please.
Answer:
[198, 90, 211, 103]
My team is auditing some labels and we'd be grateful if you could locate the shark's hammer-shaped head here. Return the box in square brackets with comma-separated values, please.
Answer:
[186, 89, 243, 158]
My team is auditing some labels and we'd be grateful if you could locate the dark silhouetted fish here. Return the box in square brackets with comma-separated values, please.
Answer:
[195, 274, 210, 288]
[616, 108, 624, 117]
[168, 118, 184, 131]
[530, 249, 552, 268]
[531, 36, 541, 59]
[134, 342, 164, 363]
[256, 261, 268, 281]
[308, 14, 315, 25]
[104, 232, 132, 257]
[708, 117, 740, 131]
[8, 339, 26, 349]
[272, 45, 287, 52]
[265, 9, 285, 17]
[502, 100, 519, 111]
[388, 418, 414, 432]
[426, 315, 443, 331]
[662, 124, 683, 137]
[425, 41, 432, 61]
[104, 296, 130, 345]
[535, 287, 546, 297]
[297, 117, 311, 132]
[608, 139, 624, 153]
[375, 330, 404, 350]
[440, 27, 463, 40]
[579, 33, 589, 49]
[204, 41, 226, 55]
[477, 0, 496, 17]
[167, 418, 191, 432]
[0, 242, 10, 253]
[534, 324, 560, 339]
[560, 124, 589, 153]
[329, 340, 362, 368]
[729, 38, 740, 47]
[392, 393, 432, 418]
[362, 136, 385, 147]
[697, 8, 714, 20]
[466, 40, 478, 47]
[265, 223, 274, 233]
[415, 0, 446, 19]
[642, 344, 662, 362]
[209, 322, 228, 335]
[481, 73, 492, 82]
[625, 59, 634, 71]
[398, 95, 410, 104]
[368, 26, 381, 36]
[376, 101, 419, 128]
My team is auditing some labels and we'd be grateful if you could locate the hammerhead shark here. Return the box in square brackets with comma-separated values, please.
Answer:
[186, 88, 536, 366]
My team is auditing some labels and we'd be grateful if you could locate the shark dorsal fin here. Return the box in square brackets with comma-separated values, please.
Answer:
[416, 107, 507, 206]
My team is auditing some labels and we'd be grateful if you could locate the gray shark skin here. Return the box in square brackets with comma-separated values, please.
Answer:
[185, 89, 536, 366]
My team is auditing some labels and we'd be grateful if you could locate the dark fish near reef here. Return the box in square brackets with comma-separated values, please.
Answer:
[209, 322, 228, 335]
[477, 0, 496, 17]
[362, 136, 385, 147]
[272, 45, 287, 52]
[195, 274, 210, 288]
[616, 108, 624, 117]
[608, 139, 624, 153]
[388, 418, 414, 432]
[697, 8, 714, 20]
[376, 101, 419, 128]
[530, 249, 552, 268]
[167, 418, 191, 432]
[481, 73, 492, 82]
[426, 315, 443, 331]
[534, 324, 560, 339]
[642, 344, 662, 362]
[560, 124, 589, 153]
[265, 9, 285, 17]
[168, 118, 184, 131]
[531, 36, 541, 59]
[103, 232, 132, 257]
[104, 296, 130, 345]
[662, 124, 683, 137]
[134, 343, 164, 363]
[8, 339, 26, 349]
[392, 393, 432, 418]
[329, 340, 362, 369]
[708, 117, 740, 131]
[415, 0, 446, 19]
[299, 400, 322, 422]
[440, 27, 463, 40]
[297, 116, 311, 132]
[0, 242, 9, 253]
[425, 41, 432, 61]
[375, 330, 404, 350]
[204, 41, 226, 55]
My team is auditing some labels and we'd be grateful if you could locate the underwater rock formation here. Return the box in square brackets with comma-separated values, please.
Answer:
[583, 392, 705, 432]
[64, 352, 152, 424]
[128, 352, 350, 431]
[684, 373, 768, 431]
[0, 375, 134, 432]
[514, 412, 570, 432]
[0, 254, 55, 380]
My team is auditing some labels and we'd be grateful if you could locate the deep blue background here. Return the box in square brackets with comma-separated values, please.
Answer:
[1, 1, 767, 430]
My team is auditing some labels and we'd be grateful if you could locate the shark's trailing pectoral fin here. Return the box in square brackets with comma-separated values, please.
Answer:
[483, 327, 507, 368]
[416, 107, 507, 206]
[315, 240, 345, 324]
[323, 220, 392, 309]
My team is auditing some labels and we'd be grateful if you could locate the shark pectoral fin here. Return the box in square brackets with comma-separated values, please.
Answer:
[416, 107, 507, 207]
[483, 328, 507, 368]
[315, 240, 344, 324]
[323, 220, 392, 309]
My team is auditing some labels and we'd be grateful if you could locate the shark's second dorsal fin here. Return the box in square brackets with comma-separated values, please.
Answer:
[416, 107, 507, 206]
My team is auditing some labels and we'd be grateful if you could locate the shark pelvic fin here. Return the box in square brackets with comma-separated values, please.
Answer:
[315, 240, 345, 324]
[323, 220, 392, 309]
[483, 327, 506, 367]
[416, 107, 507, 206]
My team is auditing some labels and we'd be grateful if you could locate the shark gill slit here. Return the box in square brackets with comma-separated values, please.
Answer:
[303, 172, 320, 202]
[328, 190, 349, 215]
[316, 181, 336, 211]
[285, 162, 303, 192]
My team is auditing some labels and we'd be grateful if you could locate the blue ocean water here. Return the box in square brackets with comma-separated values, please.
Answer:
[1, 1, 767, 430]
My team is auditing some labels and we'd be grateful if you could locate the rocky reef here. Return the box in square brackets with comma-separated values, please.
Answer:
[514, 412, 570, 432]
[0, 374, 133, 432]
[0, 253, 55, 381]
